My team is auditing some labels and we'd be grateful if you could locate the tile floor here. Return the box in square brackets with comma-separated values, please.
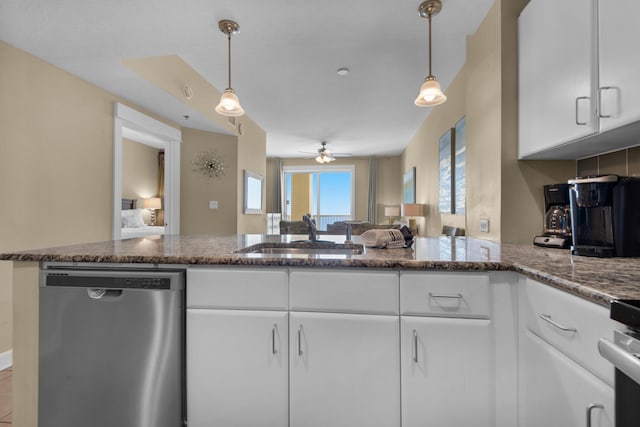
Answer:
[0, 368, 12, 426]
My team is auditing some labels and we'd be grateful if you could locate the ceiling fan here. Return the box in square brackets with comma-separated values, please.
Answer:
[300, 142, 352, 164]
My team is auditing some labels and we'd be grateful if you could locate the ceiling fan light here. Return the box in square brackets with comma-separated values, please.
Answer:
[414, 76, 447, 107]
[215, 89, 245, 116]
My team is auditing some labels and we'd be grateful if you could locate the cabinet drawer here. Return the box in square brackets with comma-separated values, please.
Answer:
[187, 267, 288, 310]
[290, 269, 399, 315]
[400, 272, 491, 318]
[521, 278, 616, 386]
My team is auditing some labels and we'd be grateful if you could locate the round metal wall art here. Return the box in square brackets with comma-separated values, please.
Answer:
[192, 149, 225, 182]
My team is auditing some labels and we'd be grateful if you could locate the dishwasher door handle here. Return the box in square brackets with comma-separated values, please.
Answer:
[598, 337, 640, 385]
[87, 289, 123, 299]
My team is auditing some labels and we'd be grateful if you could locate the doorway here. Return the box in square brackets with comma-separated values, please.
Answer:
[283, 165, 355, 230]
[113, 103, 181, 239]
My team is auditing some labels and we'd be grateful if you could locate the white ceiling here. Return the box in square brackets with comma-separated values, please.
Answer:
[0, 0, 494, 158]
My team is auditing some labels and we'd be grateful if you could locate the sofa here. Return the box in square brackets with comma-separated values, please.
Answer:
[279, 220, 400, 236]
[326, 221, 400, 235]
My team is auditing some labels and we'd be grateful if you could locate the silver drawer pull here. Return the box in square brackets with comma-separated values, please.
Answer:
[412, 329, 418, 363]
[539, 314, 577, 333]
[429, 292, 463, 299]
[586, 403, 603, 427]
[297, 325, 303, 356]
[272, 324, 278, 355]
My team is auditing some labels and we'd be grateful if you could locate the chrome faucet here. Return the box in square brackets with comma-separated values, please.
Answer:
[345, 223, 352, 243]
[302, 213, 317, 242]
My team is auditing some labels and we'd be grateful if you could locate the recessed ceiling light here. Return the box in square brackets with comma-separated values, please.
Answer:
[337, 67, 350, 76]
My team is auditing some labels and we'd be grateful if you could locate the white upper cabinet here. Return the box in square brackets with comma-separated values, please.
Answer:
[518, 0, 598, 159]
[518, 0, 640, 159]
[598, 0, 640, 131]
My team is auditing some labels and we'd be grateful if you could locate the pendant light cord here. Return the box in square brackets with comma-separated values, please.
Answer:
[227, 33, 232, 90]
[428, 12, 433, 77]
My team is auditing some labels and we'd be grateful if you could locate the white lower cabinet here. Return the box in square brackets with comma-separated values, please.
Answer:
[520, 330, 614, 427]
[289, 312, 400, 427]
[186, 309, 289, 427]
[401, 316, 492, 427]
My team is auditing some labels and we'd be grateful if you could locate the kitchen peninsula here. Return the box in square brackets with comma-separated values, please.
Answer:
[3, 234, 639, 427]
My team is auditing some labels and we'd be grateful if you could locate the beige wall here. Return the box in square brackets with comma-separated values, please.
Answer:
[180, 127, 238, 235]
[122, 55, 269, 234]
[0, 41, 186, 356]
[291, 174, 312, 220]
[402, 0, 575, 242]
[0, 40, 120, 354]
[122, 138, 160, 224]
[236, 117, 268, 233]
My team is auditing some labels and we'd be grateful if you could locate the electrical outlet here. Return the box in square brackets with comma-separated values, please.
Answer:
[480, 218, 490, 233]
[209, 201, 219, 209]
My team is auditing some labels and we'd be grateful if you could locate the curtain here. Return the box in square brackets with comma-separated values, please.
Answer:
[368, 157, 378, 224]
[272, 158, 282, 214]
[157, 151, 165, 226]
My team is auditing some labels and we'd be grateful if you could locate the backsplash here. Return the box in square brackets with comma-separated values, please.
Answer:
[577, 145, 640, 177]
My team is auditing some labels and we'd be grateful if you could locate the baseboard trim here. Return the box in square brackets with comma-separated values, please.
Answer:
[0, 350, 12, 370]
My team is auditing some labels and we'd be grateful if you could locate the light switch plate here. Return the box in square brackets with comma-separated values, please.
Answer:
[480, 219, 489, 233]
[209, 200, 218, 209]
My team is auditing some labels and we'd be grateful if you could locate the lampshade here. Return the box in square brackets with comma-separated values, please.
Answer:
[144, 197, 162, 210]
[414, 76, 447, 107]
[401, 203, 425, 217]
[384, 206, 401, 217]
[215, 89, 245, 117]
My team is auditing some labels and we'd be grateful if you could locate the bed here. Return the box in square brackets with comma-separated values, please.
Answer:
[120, 198, 165, 239]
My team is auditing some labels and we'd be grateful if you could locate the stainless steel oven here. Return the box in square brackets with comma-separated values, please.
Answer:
[598, 300, 640, 427]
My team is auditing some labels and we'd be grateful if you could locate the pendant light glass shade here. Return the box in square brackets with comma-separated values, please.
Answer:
[216, 20, 245, 117]
[414, 76, 447, 106]
[215, 88, 245, 116]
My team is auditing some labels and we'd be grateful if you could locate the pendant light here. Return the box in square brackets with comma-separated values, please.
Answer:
[414, 0, 447, 107]
[215, 20, 245, 117]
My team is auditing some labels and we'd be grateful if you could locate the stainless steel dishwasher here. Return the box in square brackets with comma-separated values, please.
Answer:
[39, 266, 185, 427]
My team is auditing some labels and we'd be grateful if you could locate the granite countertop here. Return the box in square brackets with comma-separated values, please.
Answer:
[2, 234, 640, 307]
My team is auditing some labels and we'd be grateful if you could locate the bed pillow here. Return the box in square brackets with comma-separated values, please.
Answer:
[121, 209, 146, 228]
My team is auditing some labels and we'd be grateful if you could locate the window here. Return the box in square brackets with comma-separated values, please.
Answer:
[439, 116, 466, 214]
[283, 165, 355, 230]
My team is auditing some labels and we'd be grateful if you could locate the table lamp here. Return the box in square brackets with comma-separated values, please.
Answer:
[401, 203, 425, 234]
[143, 197, 162, 226]
[384, 206, 401, 224]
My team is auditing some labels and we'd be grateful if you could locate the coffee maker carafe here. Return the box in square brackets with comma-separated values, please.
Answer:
[533, 183, 572, 248]
[569, 175, 640, 257]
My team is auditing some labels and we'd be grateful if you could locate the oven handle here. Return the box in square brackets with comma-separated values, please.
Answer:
[598, 338, 640, 385]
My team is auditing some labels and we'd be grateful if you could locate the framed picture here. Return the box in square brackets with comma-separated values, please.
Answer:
[403, 167, 416, 204]
[243, 170, 264, 214]
[439, 129, 453, 213]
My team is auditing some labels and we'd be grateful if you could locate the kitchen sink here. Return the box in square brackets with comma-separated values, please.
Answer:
[234, 242, 364, 256]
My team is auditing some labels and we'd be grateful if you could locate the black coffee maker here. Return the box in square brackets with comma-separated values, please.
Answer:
[569, 175, 640, 257]
[534, 183, 572, 248]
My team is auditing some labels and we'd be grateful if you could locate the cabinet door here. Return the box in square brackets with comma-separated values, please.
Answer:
[598, 0, 640, 131]
[519, 331, 614, 427]
[518, 0, 598, 158]
[401, 316, 492, 427]
[289, 312, 400, 427]
[187, 309, 288, 427]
